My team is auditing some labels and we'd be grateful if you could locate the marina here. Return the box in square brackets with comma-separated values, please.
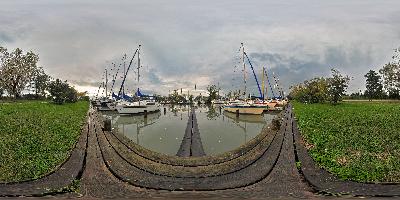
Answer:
[92, 43, 287, 156]
[102, 105, 278, 156]
[2, 1, 400, 198]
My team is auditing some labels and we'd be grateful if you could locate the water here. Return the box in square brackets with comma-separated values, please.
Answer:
[102, 105, 278, 156]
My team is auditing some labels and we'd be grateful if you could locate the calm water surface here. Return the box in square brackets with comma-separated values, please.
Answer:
[102, 105, 277, 156]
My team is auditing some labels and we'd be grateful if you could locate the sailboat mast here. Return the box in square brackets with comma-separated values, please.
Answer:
[262, 67, 265, 101]
[217, 82, 220, 100]
[137, 45, 141, 105]
[265, 68, 268, 100]
[241, 43, 246, 100]
[137, 45, 141, 83]
[123, 61, 126, 95]
[105, 68, 108, 98]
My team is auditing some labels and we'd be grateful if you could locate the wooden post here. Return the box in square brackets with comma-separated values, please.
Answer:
[236, 109, 239, 117]
[144, 110, 148, 118]
[103, 118, 112, 131]
[164, 107, 166, 115]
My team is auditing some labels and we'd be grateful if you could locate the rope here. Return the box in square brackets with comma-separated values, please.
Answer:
[118, 47, 139, 97]
[265, 68, 276, 99]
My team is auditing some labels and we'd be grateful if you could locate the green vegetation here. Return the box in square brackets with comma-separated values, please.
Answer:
[48, 78, 78, 104]
[1, 45, 84, 103]
[289, 68, 350, 104]
[293, 101, 400, 182]
[206, 84, 220, 104]
[0, 101, 89, 182]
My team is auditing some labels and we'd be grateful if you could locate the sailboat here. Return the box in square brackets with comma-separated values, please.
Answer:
[116, 45, 161, 115]
[93, 68, 116, 111]
[224, 43, 266, 115]
[253, 67, 286, 111]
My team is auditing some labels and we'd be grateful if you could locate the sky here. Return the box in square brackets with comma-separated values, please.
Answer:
[1, 0, 399, 97]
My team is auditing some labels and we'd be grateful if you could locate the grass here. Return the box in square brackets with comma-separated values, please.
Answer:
[293, 101, 400, 183]
[0, 100, 89, 182]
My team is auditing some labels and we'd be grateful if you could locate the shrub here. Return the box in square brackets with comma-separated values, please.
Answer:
[48, 79, 78, 104]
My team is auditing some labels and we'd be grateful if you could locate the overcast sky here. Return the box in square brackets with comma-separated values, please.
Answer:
[1, 0, 399, 97]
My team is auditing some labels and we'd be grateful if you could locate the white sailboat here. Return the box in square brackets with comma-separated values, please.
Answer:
[223, 43, 266, 115]
[116, 45, 160, 115]
[117, 99, 160, 114]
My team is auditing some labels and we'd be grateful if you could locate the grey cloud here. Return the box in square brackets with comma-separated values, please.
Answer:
[247, 45, 378, 95]
[0, 33, 14, 43]
[1, 0, 399, 96]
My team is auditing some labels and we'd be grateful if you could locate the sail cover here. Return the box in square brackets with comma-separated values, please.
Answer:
[135, 88, 144, 97]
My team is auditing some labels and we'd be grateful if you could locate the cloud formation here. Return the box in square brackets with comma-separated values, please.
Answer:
[1, 0, 399, 96]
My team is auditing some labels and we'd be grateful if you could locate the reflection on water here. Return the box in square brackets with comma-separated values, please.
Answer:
[102, 105, 277, 156]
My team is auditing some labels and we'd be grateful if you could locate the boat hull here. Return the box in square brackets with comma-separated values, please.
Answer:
[223, 106, 265, 115]
[117, 105, 160, 114]
[106, 102, 117, 111]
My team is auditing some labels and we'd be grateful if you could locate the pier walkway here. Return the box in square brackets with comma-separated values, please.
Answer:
[176, 108, 206, 157]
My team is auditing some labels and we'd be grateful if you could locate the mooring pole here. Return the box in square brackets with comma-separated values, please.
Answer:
[103, 118, 112, 131]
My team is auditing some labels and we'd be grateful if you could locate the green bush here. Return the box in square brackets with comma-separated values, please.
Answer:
[48, 79, 78, 104]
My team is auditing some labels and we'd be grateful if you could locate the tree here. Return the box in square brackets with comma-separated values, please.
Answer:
[29, 67, 51, 98]
[327, 68, 350, 104]
[364, 70, 384, 100]
[288, 77, 328, 103]
[188, 94, 194, 104]
[379, 48, 400, 99]
[0, 80, 4, 97]
[169, 90, 179, 104]
[0, 47, 39, 98]
[77, 91, 89, 101]
[65, 86, 78, 103]
[206, 84, 219, 104]
[194, 93, 203, 104]
[48, 79, 69, 104]
[48, 79, 77, 104]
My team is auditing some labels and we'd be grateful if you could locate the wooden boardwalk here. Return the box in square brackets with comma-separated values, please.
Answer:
[176, 108, 206, 157]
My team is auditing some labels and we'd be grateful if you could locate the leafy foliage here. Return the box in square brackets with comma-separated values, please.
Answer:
[0, 47, 39, 98]
[168, 89, 187, 104]
[289, 69, 349, 104]
[289, 77, 328, 103]
[48, 79, 78, 104]
[0, 101, 89, 182]
[379, 48, 400, 99]
[364, 70, 384, 100]
[206, 84, 220, 104]
[29, 67, 51, 98]
[293, 101, 400, 182]
[327, 68, 350, 104]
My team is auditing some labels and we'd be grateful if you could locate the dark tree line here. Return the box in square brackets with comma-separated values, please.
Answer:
[290, 47, 400, 103]
[352, 48, 400, 100]
[0, 46, 81, 104]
